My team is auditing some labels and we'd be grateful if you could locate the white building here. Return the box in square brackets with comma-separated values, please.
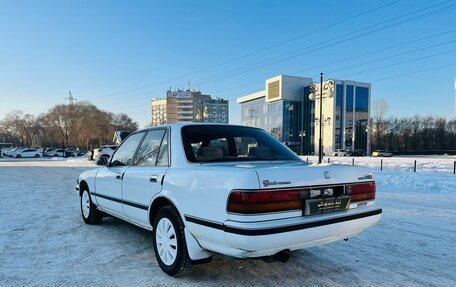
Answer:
[151, 90, 228, 126]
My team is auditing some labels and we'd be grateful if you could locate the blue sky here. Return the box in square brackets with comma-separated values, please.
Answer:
[0, 0, 455, 126]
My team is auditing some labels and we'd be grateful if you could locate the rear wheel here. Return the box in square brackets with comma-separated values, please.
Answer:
[152, 206, 191, 277]
[80, 189, 102, 224]
[34, 154, 40, 158]
[16, 154, 21, 158]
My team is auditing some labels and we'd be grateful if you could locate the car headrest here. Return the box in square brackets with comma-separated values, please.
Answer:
[197, 146, 224, 161]
[248, 147, 272, 158]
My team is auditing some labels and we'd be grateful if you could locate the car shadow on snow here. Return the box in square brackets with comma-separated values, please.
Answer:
[95, 215, 355, 285]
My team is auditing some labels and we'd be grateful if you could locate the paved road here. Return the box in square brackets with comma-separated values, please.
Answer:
[1, 166, 455, 286]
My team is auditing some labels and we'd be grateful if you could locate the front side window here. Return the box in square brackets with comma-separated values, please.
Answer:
[182, 125, 301, 163]
[134, 130, 167, 166]
[110, 132, 145, 167]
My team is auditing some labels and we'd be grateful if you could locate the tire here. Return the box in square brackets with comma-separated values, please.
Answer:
[16, 154, 21, 158]
[34, 154, 40, 158]
[80, 189, 103, 224]
[152, 206, 192, 277]
[100, 155, 110, 161]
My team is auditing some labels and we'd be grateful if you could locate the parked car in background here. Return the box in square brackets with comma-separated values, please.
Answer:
[347, 149, 365, 157]
[372, 150, 393, 157]
[11, 148, 27, 157]
[14, 148, 41, 158]
[77, 123, 381, 276]
[75, 148, 88, 157]
[329, 149, 350, 156]
[1, 147, 11, 156]
[93, 145, 117, 161]
[43, 148, 56, 157]
[50, 149, 65, 157]
[5, 147, 24, 157]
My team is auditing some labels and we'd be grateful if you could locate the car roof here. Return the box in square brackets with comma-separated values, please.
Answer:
[136, 123, 263, 133]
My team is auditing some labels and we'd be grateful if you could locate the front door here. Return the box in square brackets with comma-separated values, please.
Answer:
[122, 129, 169, 227]
[94, 131, 146, 217]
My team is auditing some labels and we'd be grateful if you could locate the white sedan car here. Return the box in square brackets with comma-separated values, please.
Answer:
[77, 123, 381, 276]
[50, 149, 65, 157]
[14, 148, 41, 158]
[93, 145, 118, 161]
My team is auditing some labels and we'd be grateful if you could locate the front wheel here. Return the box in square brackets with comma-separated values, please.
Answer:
[80, 189, 102, 224]
[152, 206, 192, 277]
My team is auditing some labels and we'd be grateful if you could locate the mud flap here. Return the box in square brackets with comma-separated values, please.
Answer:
[184, 228, 212, 264]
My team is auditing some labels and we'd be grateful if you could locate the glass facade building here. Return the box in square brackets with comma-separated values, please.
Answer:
[238, 75, 370, 155]
[240, 88, 314, 153]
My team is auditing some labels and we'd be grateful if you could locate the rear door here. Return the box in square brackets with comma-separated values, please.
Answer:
[122, 128, 169, 227]
[94, 132, 146, 217]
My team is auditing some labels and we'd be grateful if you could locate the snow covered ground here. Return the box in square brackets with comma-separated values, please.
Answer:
[1, 161, 455, 286]
[0, 156, 94, 167]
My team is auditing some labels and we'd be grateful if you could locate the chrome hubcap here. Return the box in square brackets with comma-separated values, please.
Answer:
[81, 191, 90, 218]
[156, 218, 177, 266]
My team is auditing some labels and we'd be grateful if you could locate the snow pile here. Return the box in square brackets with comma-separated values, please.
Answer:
[377, 170, 456, 194]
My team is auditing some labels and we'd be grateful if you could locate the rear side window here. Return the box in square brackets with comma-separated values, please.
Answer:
[181, 125, 301, 163]
[156, 131, 169, 166]
[134, 130, 167, 166]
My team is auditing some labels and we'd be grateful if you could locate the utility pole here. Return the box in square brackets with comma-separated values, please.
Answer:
[318, 73, 323, 164]
[65, 91, 77, 105]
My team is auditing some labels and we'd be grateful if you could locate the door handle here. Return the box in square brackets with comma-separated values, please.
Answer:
[116, 173, 122, 180]
[149, 175, 159, 183]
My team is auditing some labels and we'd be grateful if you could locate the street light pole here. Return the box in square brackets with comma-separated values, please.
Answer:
[308, 73, 333, 164]
[299, 130, 306, 155]
[318, 73, 323, 164]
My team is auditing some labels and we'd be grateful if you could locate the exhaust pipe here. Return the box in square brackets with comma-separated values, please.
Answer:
[263, 249, 291, 263]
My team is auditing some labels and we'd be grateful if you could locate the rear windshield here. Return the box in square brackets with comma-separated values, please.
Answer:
[181, 125, 301, 163]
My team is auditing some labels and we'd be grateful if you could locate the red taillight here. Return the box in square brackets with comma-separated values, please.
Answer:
[228, 190, 304, 214]
[346, 182, 376, 202]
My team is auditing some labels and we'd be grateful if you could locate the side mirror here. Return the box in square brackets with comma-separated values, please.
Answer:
[96, 157, 107, 166]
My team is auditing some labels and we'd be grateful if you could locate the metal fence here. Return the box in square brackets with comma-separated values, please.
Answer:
[300, 156, 456, 174]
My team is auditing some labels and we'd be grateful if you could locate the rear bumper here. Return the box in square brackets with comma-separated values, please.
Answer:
[185, 207, 381, 258]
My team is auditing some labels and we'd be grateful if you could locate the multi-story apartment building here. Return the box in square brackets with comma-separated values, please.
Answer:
[237, 75, 371, 155]
[151, 90, 228, 126]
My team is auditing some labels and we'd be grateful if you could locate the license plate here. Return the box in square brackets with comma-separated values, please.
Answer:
[304, 195, 351, 216]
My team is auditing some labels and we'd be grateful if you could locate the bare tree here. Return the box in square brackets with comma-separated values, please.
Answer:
[109, 112, 139, 132]
[0, 102, 139, 149]
[372, 98, 388, 150]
